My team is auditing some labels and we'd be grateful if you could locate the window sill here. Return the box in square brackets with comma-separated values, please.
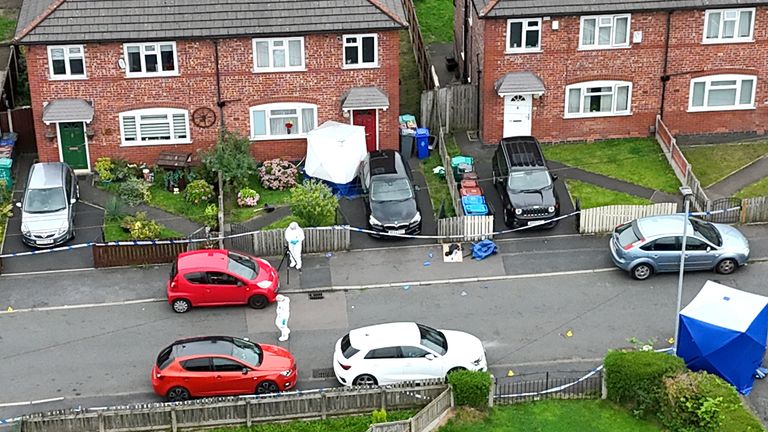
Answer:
[124, 72, 180, 79]
[564, 112, 633, 119]
[49, 75, 88, 81]
[577, 45, 631, 51]
[252, 67, 307, 73]
[687, 106, 756, 113]
[342, 63, 380, 70]
[504, 49, 542, 55]
[120, 140, 192, 147]
[250, 135, 307, 141]
[701, 39, 754, 45]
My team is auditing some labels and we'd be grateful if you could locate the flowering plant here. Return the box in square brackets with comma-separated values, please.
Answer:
[184, 179, 214, 204]
[237, 187, 260, 207]
[257, 158, 298, 190]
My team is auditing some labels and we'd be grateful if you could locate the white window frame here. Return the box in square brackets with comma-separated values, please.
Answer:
[579, 14, 631, 50]
[47, 45, 87, 80]
[252, 37, 306, 72]
[506, 18, 542, 53]
[123, 42, 179, 78]
[688, 74, 756, 112]
[249, 102, 318, 140]
[564, 80, 633, 118]
[118, 108, 191, 146]
[703, 8, 755, 44]
[343, 34, 379, 69]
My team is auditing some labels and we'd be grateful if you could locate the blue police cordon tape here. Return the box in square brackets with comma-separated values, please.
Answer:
[0, 206, 743, 259]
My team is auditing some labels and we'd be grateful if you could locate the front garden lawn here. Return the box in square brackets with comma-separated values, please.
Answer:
[103, 220, 183, 242]
[542, 138, 679, 194]
[400, 30, 423, 118]
[210, 410, 416, 432]
[438, 401, 662, 432]
[682, 141, 768, 188]
[566, 179, 652, 209]
[414, 0, 454, 44]
[736, 177, 768, 199]
[421, 135, 461, 218]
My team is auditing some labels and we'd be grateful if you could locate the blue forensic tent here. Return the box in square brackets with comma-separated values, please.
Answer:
[677, 280, 768, 394]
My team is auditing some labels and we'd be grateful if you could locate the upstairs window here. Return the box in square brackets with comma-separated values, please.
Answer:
[253, 37, 305, 72]
[124, 42, 178, 77]
[580, 14, 630, 49]
[48, 45, 86, 79]
[343, 34, 378, 68]
[119, 108, 190, 146]
[507, 18, 542, 52]
[565, 81, 632, 118]
[689, 74, 756, 112]
[704, 9, 754, 43]
[250, 103, 317, 139]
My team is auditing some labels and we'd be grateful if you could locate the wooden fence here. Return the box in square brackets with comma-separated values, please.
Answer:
[437, 215, 495, 242]
[225, 226, 350, 257]
[421, 84, 478, 133]
[19, 382, 448, 432]
[579, 203, 679, 234]
[655, 115, 709, 211]
[92, 241, 188, 268]
[367, 387, 453, 432]
[401, 0, 434, 90]
[741, 196, 768, 223]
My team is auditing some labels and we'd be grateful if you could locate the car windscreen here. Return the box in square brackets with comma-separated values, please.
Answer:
[231, 338, 263, 367]
[615, 221, 642, 248]
[228, 252, 260, 280]
[24, 187, 67, 213]
[340, 334, 360, 359]
[506, 170, 552, 192]
[417, 323, 447, 355]
[690, 218, 722, 247]
[370, 177, 413, 202]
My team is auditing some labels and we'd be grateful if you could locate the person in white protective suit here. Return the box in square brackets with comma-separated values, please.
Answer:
[284, 222, 305, 271]
[275, 294, 291, 342]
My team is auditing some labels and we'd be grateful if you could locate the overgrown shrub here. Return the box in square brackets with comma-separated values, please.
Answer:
[659, 372, 727, 432]
[118, 178, 151, 206]
[94, 157, 114, 182]
[185, 179, 214, 204]
[258, 158, 299, 190]
[120, 211, 162, 240]
[237, 187, 260, 207]
[370, 409, 388, 424]
[111, 158, 135, 182]
[200, 129, 258, 191]
[447, 370, 492, 409]
[289, 180, 338, 227]
[203, 204, 219, 229]
[604, 350, 686, 417]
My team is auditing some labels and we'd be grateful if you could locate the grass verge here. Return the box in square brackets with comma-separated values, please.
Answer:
[542, 138, 679, 194]
[421, 135, 461, 217]
[414, 0, 455, 43]
[400, 30, 423, 119]
[566, 179, 652, 209]
[0, 12, 16, 42]
[735, 177, 768, 199]
[209, 410, 417, 432]
[261, 215, 305, 231]
[439, 401, 662, 432]
[682, 141, 768, 188]
[102, 220, 183, 242]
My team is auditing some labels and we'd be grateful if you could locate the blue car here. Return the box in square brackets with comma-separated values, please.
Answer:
[610, 214, 750, 280]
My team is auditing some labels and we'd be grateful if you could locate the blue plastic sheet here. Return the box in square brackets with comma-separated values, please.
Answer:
[472, 240, 497, 260]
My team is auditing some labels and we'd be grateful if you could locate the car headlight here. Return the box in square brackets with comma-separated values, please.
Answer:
[57, 226, 68, 235]
[280, 369, 294, 377]
[514, 208, 523, 215]
[548, 206, 555, 213]
[410, 212, 422, 224]
[369, 215, 383, 226]
[21, 224, 30, 235]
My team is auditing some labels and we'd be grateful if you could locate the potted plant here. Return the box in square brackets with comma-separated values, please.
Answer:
[284, 120, 294, 134]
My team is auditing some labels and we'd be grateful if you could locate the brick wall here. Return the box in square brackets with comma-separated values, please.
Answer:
[27, 30, 400, 167]
[476, 8, 768, 144]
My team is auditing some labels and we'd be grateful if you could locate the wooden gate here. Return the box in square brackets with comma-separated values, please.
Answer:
[701, 197, 742, 224]
[0, 107, 36, 154]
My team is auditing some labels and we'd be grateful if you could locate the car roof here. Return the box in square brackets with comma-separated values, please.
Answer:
[368, 150, 406, 177]
[177, 249, 229, 272]
[636, 214, 695, 238]
[499, 136, 546, 168]
[348, 322, 421, 350]
[171, 336, 237, 358]
[27, 162, 67, 189]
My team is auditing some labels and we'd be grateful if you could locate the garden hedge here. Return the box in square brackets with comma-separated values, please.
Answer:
[447, 370, 492, 409]
[604, 350, 685, 416]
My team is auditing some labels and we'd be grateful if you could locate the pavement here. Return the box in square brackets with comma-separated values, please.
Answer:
[707, 155, 768, 198]
[426, 42, 460, 88]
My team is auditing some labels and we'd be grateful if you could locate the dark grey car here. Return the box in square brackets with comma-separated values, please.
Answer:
[360, 150, 422, 237]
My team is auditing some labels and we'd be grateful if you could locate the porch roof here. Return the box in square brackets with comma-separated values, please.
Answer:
[341, 87, 390, 110]
[495, 71, 545, 96]
[42, 99, 93, 123]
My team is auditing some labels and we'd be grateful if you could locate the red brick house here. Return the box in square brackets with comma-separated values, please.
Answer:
[455, 0, 768, 144]
[13, 0, 406, 172]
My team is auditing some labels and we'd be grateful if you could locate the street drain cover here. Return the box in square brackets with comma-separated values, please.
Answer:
[308, 292, 324, 300]
[312, 368, 336, 379]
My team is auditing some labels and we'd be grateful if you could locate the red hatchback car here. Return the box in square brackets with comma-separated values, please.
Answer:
[168, 249, 279, 313]
[151, 336, 297, 401]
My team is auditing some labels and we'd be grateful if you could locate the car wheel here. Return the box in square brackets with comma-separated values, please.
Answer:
[171, 299, 191, 313]
[166, 386, 190, 402]
[446, 367, 466, 378]
[631, 264, 653, 281]
[256, 380, 279, 394]
[353, 374, 378, 386]
[716, 259, 737, 275]
[248, 295, 268, 309]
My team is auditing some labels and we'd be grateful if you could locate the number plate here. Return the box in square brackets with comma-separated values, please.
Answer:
[390, 229, 406, 235]
[36, 239, 54, 245]
[528, 220, 547, 226]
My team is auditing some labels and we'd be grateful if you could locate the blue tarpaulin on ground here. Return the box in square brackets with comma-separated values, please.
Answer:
[677, 281, 768, 394]
[472, 240, 497, 260]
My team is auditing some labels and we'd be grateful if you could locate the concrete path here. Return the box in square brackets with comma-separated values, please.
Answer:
[706, 155, 768, 198]
[426, 42, 459, 88]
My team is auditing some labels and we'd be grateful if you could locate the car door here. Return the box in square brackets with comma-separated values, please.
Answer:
[203, 271, 247, 305]
[400, 346, 444, 381]
[642, 236, 682, 272]
[64, 168, 76, 228]
[683, 237, 718, 270]
[211, 357, 252, 395]
[363, 346, 403, 384]
[179, 357, 214, 397]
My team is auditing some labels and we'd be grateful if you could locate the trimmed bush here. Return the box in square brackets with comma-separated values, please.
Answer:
[258, 158, 299, 191]
[237, 187, 260, 207]
[370, 409, 387, 424]
[447, 370, 492, 409]
[94, 157, 114, 182]
[203, 204, 219, 229]
[118, 178, 151, 206]
[604, 350, 685, 417]
[185, 179, 214, 204]
[289, 180, 338, 227]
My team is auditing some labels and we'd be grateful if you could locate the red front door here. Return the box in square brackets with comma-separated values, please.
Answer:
[353, 109, 377, 152]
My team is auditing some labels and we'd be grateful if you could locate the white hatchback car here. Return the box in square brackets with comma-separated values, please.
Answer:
[332, 322, 487, 386]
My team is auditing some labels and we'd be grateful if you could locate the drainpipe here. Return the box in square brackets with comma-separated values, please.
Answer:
[659, 11, 672, 120]
[213, 39, 225, 131]
[476, 53, 482, 133]
[463, 0, 470, 81]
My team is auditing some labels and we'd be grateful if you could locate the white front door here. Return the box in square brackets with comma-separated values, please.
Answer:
[503, 94, 532, 137]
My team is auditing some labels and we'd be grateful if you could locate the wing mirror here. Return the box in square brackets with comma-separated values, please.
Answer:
[70, 198, 77, 204]
[706, 246, 711, 253]
[425, 354, 437, 361]
[15, 202, 21, 208]
[551, 173, 559, 181]
[242, 368, 249, 375]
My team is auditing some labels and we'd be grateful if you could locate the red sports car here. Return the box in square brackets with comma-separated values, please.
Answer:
[151, 336, 297, 401]
[167, 249, 279, 313]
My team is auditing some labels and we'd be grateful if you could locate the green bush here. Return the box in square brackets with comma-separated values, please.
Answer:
[118, 178, 151, 206]
[370, 409, 388, 424]
[104, 196, 125, 221]
[111, 158, 136, 182]
[604, 350, 685, 417]
[659, 372, 726, 432]
[94, 157, 114, 182]
[200, 129, 258, 192]
[203, 204, 219, 229]
[289, 180, 338, 227]
[447, 370, 492, 409]
[185, 179, 214, 204]
[129, 219, 162, 240]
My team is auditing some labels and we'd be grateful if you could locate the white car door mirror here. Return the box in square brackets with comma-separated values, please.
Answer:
[15, 201, 21, 208]
[425, 354, 437, 361]
[70, 198, 77, 204]
[706, 246, 711, 253]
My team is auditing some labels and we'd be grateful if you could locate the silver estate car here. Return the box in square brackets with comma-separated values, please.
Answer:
[17, 162, 78, 247]
[610, 214, 749, 280]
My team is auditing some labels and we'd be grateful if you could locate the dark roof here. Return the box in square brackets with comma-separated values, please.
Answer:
[172, 336, 237, 357]
[15, 0, 407, 44]
[474, 0, 768, 18]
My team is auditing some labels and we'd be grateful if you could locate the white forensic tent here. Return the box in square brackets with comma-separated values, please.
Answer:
[304, 121, 367, 185]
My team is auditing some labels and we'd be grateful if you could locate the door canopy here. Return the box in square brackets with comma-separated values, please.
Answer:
[42, 99, 94, 124]
[495, 72, 545, 97]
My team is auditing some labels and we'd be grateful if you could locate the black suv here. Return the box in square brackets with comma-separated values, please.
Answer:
[360, 150, 422, 236]
[492, 136, 559, 229]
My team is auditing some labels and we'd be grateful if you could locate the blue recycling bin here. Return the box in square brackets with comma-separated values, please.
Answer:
[416, 128, 430, 160]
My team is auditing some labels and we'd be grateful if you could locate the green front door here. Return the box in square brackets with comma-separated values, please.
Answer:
[59, 122, 88, 169]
